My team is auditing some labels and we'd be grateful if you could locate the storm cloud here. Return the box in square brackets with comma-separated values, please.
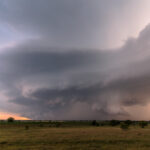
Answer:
[1, 0, 150, 120]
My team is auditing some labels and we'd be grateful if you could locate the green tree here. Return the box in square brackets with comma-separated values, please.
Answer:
[139, 121, 148, 128]
[7, 117, 15, 123]
[120, 122, 129, 130]
[91, 120, 99, 126]
[110, 120, 120, 126]
[124, 120, 132, 126]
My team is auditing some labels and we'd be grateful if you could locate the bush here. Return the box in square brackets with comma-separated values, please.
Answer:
[120, 122, 129, 130]
[55, 122, 61, 127]
[139, 121, 148, 128]
[39, 123, 44, 127]
[110, 120, 120, 126]
[7, 117, 15, 123]
[124, 120, 132, 125]
[99, 122, 104, 126]
[25, 125, 29, 130]
[91, 120, 99, 126]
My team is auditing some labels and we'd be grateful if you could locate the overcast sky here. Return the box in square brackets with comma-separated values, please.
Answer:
[1, 0, 150, 120]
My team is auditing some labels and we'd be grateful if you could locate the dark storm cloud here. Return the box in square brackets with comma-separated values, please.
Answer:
[0, 47, 108, 90]
[1, 50, 104, 75]
[0, 0, 106, 48]
[0, 0, 144, 49]
[2, 24, 150, 119]
[11, 74, 150, 119]
[1, 0, 150, 120]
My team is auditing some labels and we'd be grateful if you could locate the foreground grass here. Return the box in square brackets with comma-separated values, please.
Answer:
[1, 125, 150, 150]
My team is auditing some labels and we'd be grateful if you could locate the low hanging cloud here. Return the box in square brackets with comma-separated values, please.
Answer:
[1, 24, 150, 120]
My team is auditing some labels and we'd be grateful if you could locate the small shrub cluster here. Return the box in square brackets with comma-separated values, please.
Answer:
[109, 120, 120, 126]
[124, 120, 132, 126]
[120, 122, 129, 130]
[25, 125, 29, 130]
[91, 120, 99, 126]
[139, 121, 148, 128]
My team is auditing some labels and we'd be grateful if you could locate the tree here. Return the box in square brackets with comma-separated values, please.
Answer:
[120, 122, 129, 130]
[7, 117, 15, 123]
[124, 120, 132, 126]
[110, 120, 120, 126]
[91, 120, 99, 126]
[139, 121, 148, 128]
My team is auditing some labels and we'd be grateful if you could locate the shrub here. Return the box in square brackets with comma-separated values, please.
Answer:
[91, 120, 99, 126]
[120, 122, 129, 130]
[139, 121, 148, 128]
[99, 122, 104, 126]
[39, 123, 44, 127]
[110, 120, 120, 126]
[124, 120, 132, 126]
[55, 122, 61, 127]
[25, 125, 29, 130]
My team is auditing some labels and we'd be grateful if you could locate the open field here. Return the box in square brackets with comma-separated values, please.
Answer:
[1, 122, 150, 150]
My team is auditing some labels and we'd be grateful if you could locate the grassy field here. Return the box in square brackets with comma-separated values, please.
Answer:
[1, 123, 150, 150]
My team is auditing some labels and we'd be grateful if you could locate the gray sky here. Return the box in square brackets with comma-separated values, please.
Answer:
[1, 0, 150, 120]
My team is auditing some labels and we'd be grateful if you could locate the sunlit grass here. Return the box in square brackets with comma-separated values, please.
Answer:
[1, 124, 150, 150]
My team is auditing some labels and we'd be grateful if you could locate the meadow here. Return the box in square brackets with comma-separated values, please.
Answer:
[1, 121, 150, 150]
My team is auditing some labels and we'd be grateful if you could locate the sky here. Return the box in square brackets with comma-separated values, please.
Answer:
[1, 0, 150, 120]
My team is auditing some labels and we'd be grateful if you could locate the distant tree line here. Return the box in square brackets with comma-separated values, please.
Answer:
[0, 117, 149, 130]
[91, 120, 149, 130]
